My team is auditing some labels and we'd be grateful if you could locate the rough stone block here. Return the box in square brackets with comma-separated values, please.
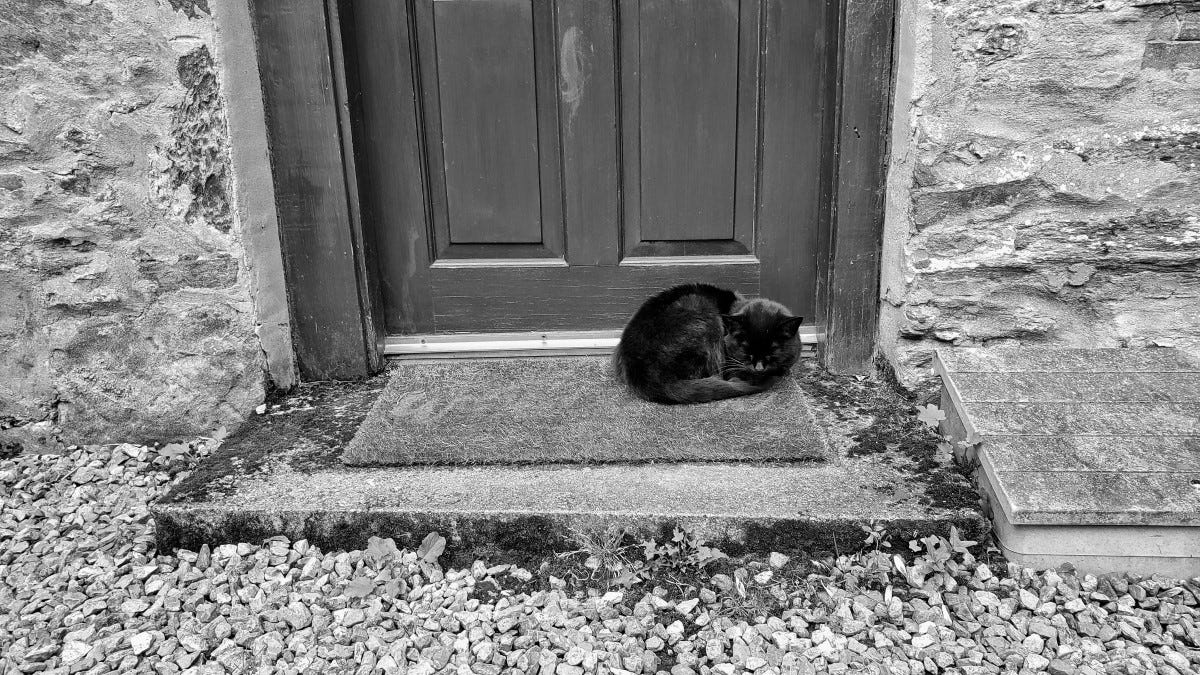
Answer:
[1178, 15, 1200, 41]
[1143, 41, 1200, 69]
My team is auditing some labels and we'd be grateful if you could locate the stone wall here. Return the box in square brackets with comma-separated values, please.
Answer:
[881, 0, 1200, 386]
[0, 0, 265, 447]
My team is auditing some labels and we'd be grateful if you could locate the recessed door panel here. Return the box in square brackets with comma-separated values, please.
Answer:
[433, 0, 543, 244]
[620, 0, 762, 258]
[639, 0, 739, 242]
[412, 0, 564, 260]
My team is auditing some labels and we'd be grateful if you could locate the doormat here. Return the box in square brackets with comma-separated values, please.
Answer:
[342, 356, 830, 466]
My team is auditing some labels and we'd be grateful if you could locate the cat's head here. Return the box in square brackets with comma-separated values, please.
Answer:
[720, 300, 804, 379]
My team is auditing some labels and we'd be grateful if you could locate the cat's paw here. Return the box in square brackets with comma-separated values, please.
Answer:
[729, 373, 777, 391]
[748, 374, 782, 390]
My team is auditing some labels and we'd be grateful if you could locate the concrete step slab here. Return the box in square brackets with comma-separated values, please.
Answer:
[984, 436, 1200, 473]
[936, 347, 1200, 577]
[988, 469, 1200, 526]
[152, 456, 988, 563]
[152, 367, 988, 563]
[937, 347, 1200, 373]
[949, 371, 1200, 403]
[966, 402, 1200, 436]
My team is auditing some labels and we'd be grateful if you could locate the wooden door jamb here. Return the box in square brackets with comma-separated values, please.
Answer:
[819, 0, 896, 373]
[247, 0, 383, 380]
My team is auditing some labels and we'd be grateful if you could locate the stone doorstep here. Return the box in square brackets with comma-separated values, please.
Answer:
[935, 347, 1200, 577]
[152, 361, 988, 562]
[151, 457, 988, 564]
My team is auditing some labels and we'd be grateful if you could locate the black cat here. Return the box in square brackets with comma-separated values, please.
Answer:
[613, 283, 804, 404]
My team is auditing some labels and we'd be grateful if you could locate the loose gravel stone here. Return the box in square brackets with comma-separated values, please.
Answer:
[3, 442, 1200, 675]
[130, 631, 155, 655]
[1026, 653, 1051, 671]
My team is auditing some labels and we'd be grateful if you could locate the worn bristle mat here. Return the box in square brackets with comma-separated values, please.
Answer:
[342, 356, 830, 466]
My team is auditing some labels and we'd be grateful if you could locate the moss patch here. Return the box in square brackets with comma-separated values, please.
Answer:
[795, 358, 981, 512]
[158, 374, 389, 504]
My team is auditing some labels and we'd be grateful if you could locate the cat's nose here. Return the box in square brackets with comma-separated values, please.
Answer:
[754, 362, 765, 371]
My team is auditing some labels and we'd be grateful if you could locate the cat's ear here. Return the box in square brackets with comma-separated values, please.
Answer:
[720, 314, 740, 335]
[777, 315, 805, 337]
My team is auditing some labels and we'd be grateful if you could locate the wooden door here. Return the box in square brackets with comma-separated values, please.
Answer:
[347, 0, 836, 334]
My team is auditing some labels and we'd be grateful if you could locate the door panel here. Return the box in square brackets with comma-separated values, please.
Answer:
[413, 0, 564, 260]
[638, 0, 738, 242]
[349, 0, 835, 334]
[432, 0, 542, 244]
[619, 0, 761, 258]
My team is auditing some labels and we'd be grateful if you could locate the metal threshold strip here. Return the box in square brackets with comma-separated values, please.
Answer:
[384, 328, 824, 358]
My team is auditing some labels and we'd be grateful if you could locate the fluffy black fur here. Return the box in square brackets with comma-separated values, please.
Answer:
[613, 283, 804, 404]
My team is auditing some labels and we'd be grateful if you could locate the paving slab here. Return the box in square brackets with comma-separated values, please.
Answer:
[937, 347, 1200, 373]
[966, 402, 1200, 437]
[989, 471, 1200, 526]
[936, 347, 1200, 576]
[983, 436, 1200, 473]
[949, 371, 1200, 403]
[974, 468, 1200, 578]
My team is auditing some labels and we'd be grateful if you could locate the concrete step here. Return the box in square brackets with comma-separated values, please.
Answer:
[936, 347, 1200, 578]
[151, 367, 987, 563]
[152, 458, 988, 564]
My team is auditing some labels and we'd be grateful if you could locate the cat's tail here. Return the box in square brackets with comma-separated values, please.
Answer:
[653, 376, 768, 404]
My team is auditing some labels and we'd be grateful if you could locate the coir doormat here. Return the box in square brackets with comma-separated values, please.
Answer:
[341, 356, 830, 466]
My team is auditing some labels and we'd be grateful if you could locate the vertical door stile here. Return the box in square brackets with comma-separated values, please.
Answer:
[618, 0, 642, 261]
[557, 0, 622, 266]
[733, 0, 763, 254]
[757, 0, 833, 317]
[532, 0, 567, 259]
[411, 0, 452, 262]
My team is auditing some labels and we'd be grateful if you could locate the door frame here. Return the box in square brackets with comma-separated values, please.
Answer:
[246, 0, 895, 379]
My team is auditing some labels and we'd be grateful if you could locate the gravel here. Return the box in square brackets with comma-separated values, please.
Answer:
[2, 442, 1200, 675]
